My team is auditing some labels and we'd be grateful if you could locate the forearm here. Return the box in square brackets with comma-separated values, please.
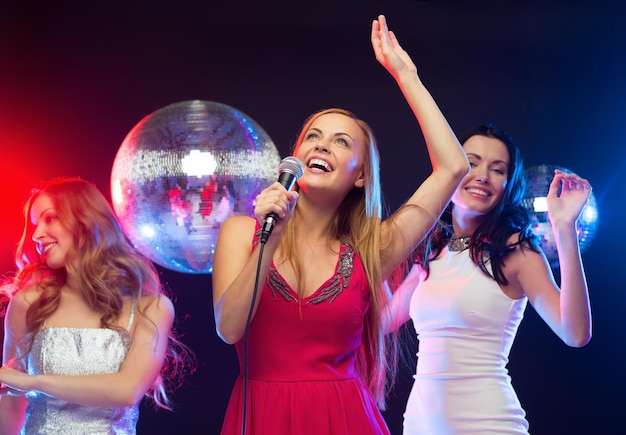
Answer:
[555, 225, 592, 347]
[30, 372, 146, 408]
[381, 281, 401, 335]
[381, 265, 421, 334]
[395, 70, 468, 175]
[381, 73, 468, 267]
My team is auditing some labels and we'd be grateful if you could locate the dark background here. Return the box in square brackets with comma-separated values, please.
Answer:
[1, 1, 624, 434]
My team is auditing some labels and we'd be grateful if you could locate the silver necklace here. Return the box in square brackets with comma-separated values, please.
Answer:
[448, 235, 470, 252]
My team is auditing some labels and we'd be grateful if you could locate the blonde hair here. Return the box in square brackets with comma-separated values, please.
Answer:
[279, 108, 394, 408]
[11, 177, 192, 409]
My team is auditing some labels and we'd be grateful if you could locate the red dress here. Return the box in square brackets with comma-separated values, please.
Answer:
[220, 226, 390, 435]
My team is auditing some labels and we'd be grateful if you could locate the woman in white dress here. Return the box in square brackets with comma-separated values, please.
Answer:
[384, 124, 592, 434]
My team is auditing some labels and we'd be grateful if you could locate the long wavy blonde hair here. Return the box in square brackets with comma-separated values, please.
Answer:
[278, 108, 397, 408]
[10, 177, 193, 409]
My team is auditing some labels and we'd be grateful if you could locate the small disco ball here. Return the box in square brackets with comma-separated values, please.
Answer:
[522, 164, 599, 268]
[110, 100, 281, 274]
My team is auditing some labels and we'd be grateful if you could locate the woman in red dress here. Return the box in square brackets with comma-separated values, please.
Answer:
[212, 15, 470, 434]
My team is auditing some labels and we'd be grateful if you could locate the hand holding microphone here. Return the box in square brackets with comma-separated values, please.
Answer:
[260, 157, 304, 244]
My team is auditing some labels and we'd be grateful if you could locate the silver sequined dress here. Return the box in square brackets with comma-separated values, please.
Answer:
[22, 300, 139, 435]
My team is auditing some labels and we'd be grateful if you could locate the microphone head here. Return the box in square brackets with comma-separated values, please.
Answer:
[279, 156, 304, 180]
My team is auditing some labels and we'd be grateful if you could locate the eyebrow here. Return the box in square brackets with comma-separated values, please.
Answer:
[466, 152, 509, 166]
[308, 127, 354, 142]
[32, 207, 54, 223]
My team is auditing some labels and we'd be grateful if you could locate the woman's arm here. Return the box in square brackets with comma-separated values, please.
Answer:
[509, 170, 592, 347]
[212, 183, 299, 344]
[0, 294, 175, 407]
[371, 15, 469, 275]
[0, 395, 26, 435]
[381, 263, 424, 334]
[0, 292, 29, 435]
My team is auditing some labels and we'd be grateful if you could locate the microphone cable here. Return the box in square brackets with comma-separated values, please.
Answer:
[241, 239, 266, 435]
[240, 156, 302, 434]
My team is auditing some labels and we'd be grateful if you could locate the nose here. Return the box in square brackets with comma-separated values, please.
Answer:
[474, 167, 489, 183]
[32, 225, 45, 242]
[314, 140, 330, 153]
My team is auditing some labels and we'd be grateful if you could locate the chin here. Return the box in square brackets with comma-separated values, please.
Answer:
[44, 260, 66, 270]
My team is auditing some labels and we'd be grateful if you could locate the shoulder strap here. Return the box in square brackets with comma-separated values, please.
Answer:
[252, 218, 263, 252]
[126, 297, 136, 331]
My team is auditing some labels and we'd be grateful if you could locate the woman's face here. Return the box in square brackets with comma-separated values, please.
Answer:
[452, 135, 510, 218]
[294, 112, 366, 194]
[30, 193, 74, 269]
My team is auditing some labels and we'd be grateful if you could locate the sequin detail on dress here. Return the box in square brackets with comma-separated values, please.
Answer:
[268, 266, 298, 303]
[308, 244, 354, 304]
[22, 299, 139, 435]
[267, 243, 355, 304]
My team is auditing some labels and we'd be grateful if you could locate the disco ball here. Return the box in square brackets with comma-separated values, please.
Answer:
[110, 100, 281, 274]
[522, 164, 599, 268]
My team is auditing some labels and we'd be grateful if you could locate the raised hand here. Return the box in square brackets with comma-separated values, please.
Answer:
[547, 169, 592, 229]
[371, 14, 417, 80]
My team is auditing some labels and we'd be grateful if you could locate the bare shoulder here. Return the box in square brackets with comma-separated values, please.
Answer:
[6, 286, 40, 316]
[507, 233, 543, 257]
[136, 294, 175, 326]
[3, 287, 40, 362]
[212, 216, 258, 301]
[214, 215, 258, 262]
[503, 233, 549, 283]
[218, 215, 257, 241]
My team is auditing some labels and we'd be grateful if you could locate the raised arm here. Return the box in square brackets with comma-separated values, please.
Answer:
[0, 294, 174, 408]
[371, 15, 469, 275]
[515, 170, 592, 347]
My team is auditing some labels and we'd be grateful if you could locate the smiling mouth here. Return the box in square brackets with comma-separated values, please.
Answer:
[36, 243, 57, 256]
[308, 158, 332, 172]
[466, 187, 489, 197]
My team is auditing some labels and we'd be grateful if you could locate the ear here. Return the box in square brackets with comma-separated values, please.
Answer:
[354, 170, 365, 188]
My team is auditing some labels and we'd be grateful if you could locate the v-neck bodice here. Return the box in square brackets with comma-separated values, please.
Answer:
[267, 242, 355, 303]
[236, 224, 372, 381]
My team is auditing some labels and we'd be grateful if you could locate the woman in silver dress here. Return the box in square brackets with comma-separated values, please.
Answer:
[0, 177, 192, 435]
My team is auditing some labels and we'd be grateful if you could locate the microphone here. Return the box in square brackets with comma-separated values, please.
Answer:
[260, 156, 304, 244]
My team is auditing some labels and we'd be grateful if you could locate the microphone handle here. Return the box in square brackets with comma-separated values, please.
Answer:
[261, 213, 278, 241]
[277, 171, 296, 189]
[260, 170, 298, 244]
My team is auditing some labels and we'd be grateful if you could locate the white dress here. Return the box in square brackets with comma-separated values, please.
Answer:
[22, 300, 139, 435]
[404, 246, 529, 434]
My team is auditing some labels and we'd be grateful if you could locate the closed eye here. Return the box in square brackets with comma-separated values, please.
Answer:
[43, 212, 58, 224]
